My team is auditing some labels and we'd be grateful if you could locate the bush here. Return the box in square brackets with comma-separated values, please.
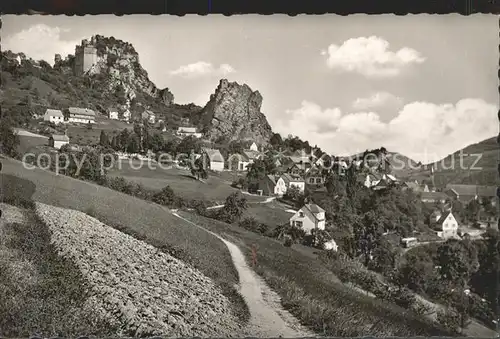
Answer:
[151, 186, 185, 208]
[436, 309, 461, 334]
[283, 236, 293, 247]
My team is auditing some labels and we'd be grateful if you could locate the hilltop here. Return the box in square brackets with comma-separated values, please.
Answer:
[390, 137, 498, 187]
[1, 35, 274, 146]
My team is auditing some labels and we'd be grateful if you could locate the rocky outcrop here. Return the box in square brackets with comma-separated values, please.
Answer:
[159, 87, 175, 105]
[194, 79, 273, 144]
[35, 202, 240, 337]
[75, 35, 175, 110]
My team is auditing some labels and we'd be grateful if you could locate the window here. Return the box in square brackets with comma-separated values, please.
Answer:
[309, 178, 315, 184]
[298, 211, 304, 217]
[315, 178, 322, 184]
[295, 221, 303, 227]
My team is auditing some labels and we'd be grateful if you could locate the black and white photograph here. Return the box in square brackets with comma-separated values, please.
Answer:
[0, 14, 499, 338]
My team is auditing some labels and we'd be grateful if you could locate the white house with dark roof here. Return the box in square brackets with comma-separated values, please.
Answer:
[281, 173, 305, 194]
[177, 127, 203, 138]
[432, 210, 459, 239]
[43, 109, 65, 124]
[67, 107, 95, 124]
[201, 147, 225, 172]
[48, 133, 70, 150]
[290, 204, 326, 235]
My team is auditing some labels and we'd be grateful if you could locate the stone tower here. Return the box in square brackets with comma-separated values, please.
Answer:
[74, 39, 97, 76]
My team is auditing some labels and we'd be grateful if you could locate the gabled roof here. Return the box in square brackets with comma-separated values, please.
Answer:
[243, 150, 262, 161]
[68, 107, 95, 116]
[45, 109, 64, 118]
[445, 184, 478, 196]
[281, 173, 304, 184]
[51, 134, 69, 142]
[404, 181, 420, 190]
[178, 127, 198, 133]
[267, 174, 277, 185]
[420, 191, 448, 200]
[201, 148, 224, 162]
[305, 203, 325, 214]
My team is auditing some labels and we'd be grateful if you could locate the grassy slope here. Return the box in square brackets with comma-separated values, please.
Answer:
[0, 202, 116, 337]
[0, 157, 249, 324]
[108, 161, 264, 203]
[242, 202, 293, 231]
[176, 211, 451, 337]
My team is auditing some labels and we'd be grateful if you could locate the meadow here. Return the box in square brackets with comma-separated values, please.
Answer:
[108, 160, 264, 204]
[177, 211, 452, 337]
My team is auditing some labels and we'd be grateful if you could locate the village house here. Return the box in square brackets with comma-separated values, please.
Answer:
[142, 110, 156, 124]
[43, 109, 65, 125]
[290, 204, 326, 235]
[445, 184, 497, 206]
[227, 153, 251, 171]
[122, 109, 131, 123]
[201, 147, 225, 172]
[289, 151, 313, 172]
[249, 142, 259, 152]
[258, 174, 280, 196]
[67, 107, 96, 124]
[155, 120, 167, 132]
[363, 172, 398, 190]
[108, 109, 119, 120]
[305, 165, 325, 185]
[276, 159, 302, 176]
[48, 133, 70, 150]
[177, 127, 203, 138]
[432, 210, 459, 239]
[281, 173, 306, 194]
[403, 180, 430, 192]
[420, 191, 449, 204]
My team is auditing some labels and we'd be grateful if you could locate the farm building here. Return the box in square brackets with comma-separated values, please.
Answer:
[177, 127, 203, 138]
[43, 109, 65, 125]
[48, 134, 70, 150]
[67, 107, 96, 124]
[201, 148, 225, 172]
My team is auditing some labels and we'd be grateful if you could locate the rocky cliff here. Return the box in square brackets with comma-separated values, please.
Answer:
[62, 35, 174, 107]
[193, 79, 274, 144]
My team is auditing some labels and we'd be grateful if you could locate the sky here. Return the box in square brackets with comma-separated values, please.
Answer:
[2, 15, 498, 163]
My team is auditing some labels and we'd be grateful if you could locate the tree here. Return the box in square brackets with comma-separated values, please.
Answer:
[189, 155, 209, 180]
[149, 133, 165, 153]
[217, 192, 248, 224]
[0, 119, 20, 157]
[151, 186, 182, 207]
[110, 135, 118, 150]
[270, 133, 283, 148]
[126, 135, 140, 154]
[396, 249, 439, 294]
[176, 135, 200, 155]
[99, 130, 109, 146]
[354, 211, 384, 266]
[436, 239, 478, 289]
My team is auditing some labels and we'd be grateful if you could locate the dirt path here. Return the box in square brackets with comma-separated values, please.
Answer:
[172, 211, 313, 338]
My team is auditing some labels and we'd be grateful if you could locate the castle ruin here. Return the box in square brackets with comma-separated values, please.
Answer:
[74, 38, 97, 76]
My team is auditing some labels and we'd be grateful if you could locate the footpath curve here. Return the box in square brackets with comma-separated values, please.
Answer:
[172, 211, 313, 338]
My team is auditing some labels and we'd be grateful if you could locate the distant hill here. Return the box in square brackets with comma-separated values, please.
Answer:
[404, 137, 498, 187]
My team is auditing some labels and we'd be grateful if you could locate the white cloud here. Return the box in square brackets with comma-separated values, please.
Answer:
[277, 98, 497, 162]
[323, 36, 425, 77]
[352, 92, 403, 110]
[170, 61, 236, 78]
[2, 24, 79, 65]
